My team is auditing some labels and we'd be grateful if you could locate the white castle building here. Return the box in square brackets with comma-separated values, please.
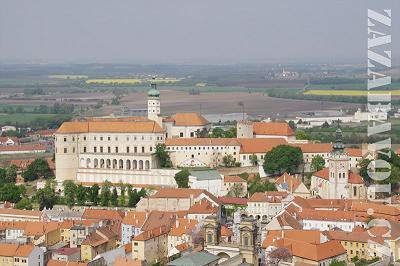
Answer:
[310, 127, 366, 199]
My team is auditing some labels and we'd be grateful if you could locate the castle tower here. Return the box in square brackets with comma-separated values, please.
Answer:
[147, 77, 161, 121]
[204, 216, 220, 246]
[237, 120, 254, 138]
[328, 125, 350, 199]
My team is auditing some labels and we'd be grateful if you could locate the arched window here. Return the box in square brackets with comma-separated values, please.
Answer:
[145, 160, 150, 170]
[126, 160, 131, 170]
[106, 159, 111, 169]
[139, 160, 143, 170]
[132, 160, 137, 170]
[94, 159, 98, 168]
[86, 158, 91, 168]
[80, 158, 85, 168]
[100, 159, 105, 168]
[113, 159, 117, 169]
[119, 159, 123, 169]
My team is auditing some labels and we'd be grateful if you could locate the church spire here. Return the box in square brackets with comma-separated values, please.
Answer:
[332, 119, 344, 154]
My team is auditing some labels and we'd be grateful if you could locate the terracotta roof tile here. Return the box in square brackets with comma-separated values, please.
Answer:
[248, 191, 289, 203]
[253, 122, 294, 136]
[164, 113, 209, 126]
[224, 175, 246, 183]
[56, 120, 163, 134]
[169, 218, 198, 237]
[188, 199, 218, 214]
[238, 138, 287, 154]
[133, 225, 169, 241]
[165, 138, 240, 147]
[218, 197, 248, 206]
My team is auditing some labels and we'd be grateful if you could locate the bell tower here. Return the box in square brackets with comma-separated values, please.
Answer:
[147, 77, 160, 121]
[239, 217, 258, 265]
[328, 122, 350, 199]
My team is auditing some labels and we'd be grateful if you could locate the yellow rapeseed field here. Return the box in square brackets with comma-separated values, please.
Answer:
[304, 90, 400, 96]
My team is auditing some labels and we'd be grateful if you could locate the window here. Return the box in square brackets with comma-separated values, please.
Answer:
[94, 147, 97, 153]
[180, 132, 184, 137]
[64, 148, 67, 153]
[126, 147, 130, 153]
[108, 136, 111, 141]
[190, 132, 194, 137]
[100, 146, 103, 153]
[83, 147, 87, 153]
[115, 147, 119, 153]
[108, 147, 111, 153]
[142, 147, 145, 153]
[84, 136, 87, 141]
[64, 137, 67, 142]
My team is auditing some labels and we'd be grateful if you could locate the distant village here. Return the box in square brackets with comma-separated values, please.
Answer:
[0, 80, 398, 266]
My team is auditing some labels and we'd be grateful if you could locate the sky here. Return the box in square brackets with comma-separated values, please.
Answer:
[0, 0, 399, 64]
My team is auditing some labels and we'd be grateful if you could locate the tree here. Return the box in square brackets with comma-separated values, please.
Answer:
[5, 165, 18, 183]
[63, 180, 77, 208]
[111, 187, 118, 207]
[268, 247, 292, 265]
[196, 128, 209, 138]
[310, 155, 325, 172]
[22, 158, 52, 181]
[76, 185, 87, 206]
[227, 183, 245, 197]
[263, 145, 303, 175]
[249, 154, 258, 166]
[154, 144, 173, 168]
[0, 183, 25, 203]
[174, 169, 190, 188]
[288, 120, 296, 130]
[329, 260, 346, 266]
[119, 184, 126, 207]
[222, 154, 235, 168]
[35, 179, 58, 210]
[89, 184, 100, 205]
[295, 130, 309, 140]
[127, 186, 144, 208]
[100, 181, 111, 206]
[15, 197, 33, 210]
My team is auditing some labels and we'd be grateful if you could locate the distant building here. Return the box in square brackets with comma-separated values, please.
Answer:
[237, 121, 295, 140]
[1, 125, 17, 132]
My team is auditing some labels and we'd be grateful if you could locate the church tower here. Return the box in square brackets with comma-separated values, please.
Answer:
[147, 77, 161, 121]
[328, 125, 350, 199]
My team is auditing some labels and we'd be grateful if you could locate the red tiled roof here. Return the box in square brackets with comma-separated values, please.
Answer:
[218, 197, 248, 206]
[253, 122, 294, 136]
[313, 168, 364, 184]
[0, 144, 46, 152]
[224, 175, 246, 183]
[164, 113, 209, 126]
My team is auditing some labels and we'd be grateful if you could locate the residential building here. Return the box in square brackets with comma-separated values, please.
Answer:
[246, 191, 292, 222]
[188, 169, 223, 196]
[135, 188, 220, 212]
[0, 209, 42, 222]
[167, 218, 198, 257]
[0, 243, 44, 266]
[132, 226, 169, 264]
[237, 121, 295, 140]
[222, 175, 247, 197]
[80, 227, 117, 261]
[274, 172, 310, 198]
[166, 251, 219, 266]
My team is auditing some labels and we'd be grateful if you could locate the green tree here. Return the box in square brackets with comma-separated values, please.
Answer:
[63, 180, 77, 208]
[111, 187, 118, 207]
[222, 154, 235, 167]
[295, 130, 310, 140]
[100, 181, 111, 206]
[22, 158, 52, 181]
[76, 185, 87, 206]
[154, 144, 173, 168]
[227, 183, 245, 197]
[174, 169, 190, 188]
[263, 145, 303, 175]
[15, 197, 33, 210]
[35, 179, 58, 210]
[288, 120, 296, 130]
[5, 165, 18, 183]
[0, 183, 25, 203]
[119, 184, 126, 207]
[89, 184, 100, 205]
[310, 155, 325, 172]
[329, 260, 346, 266]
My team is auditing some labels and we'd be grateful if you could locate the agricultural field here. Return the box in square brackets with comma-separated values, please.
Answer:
[48, 75, 88, 79]
[85, 77, 183, 85]
[304, 90, 400, 96]
[0, 113, 62, 124]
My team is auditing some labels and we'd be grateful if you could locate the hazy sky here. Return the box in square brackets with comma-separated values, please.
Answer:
[0, 0, 399, 64]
